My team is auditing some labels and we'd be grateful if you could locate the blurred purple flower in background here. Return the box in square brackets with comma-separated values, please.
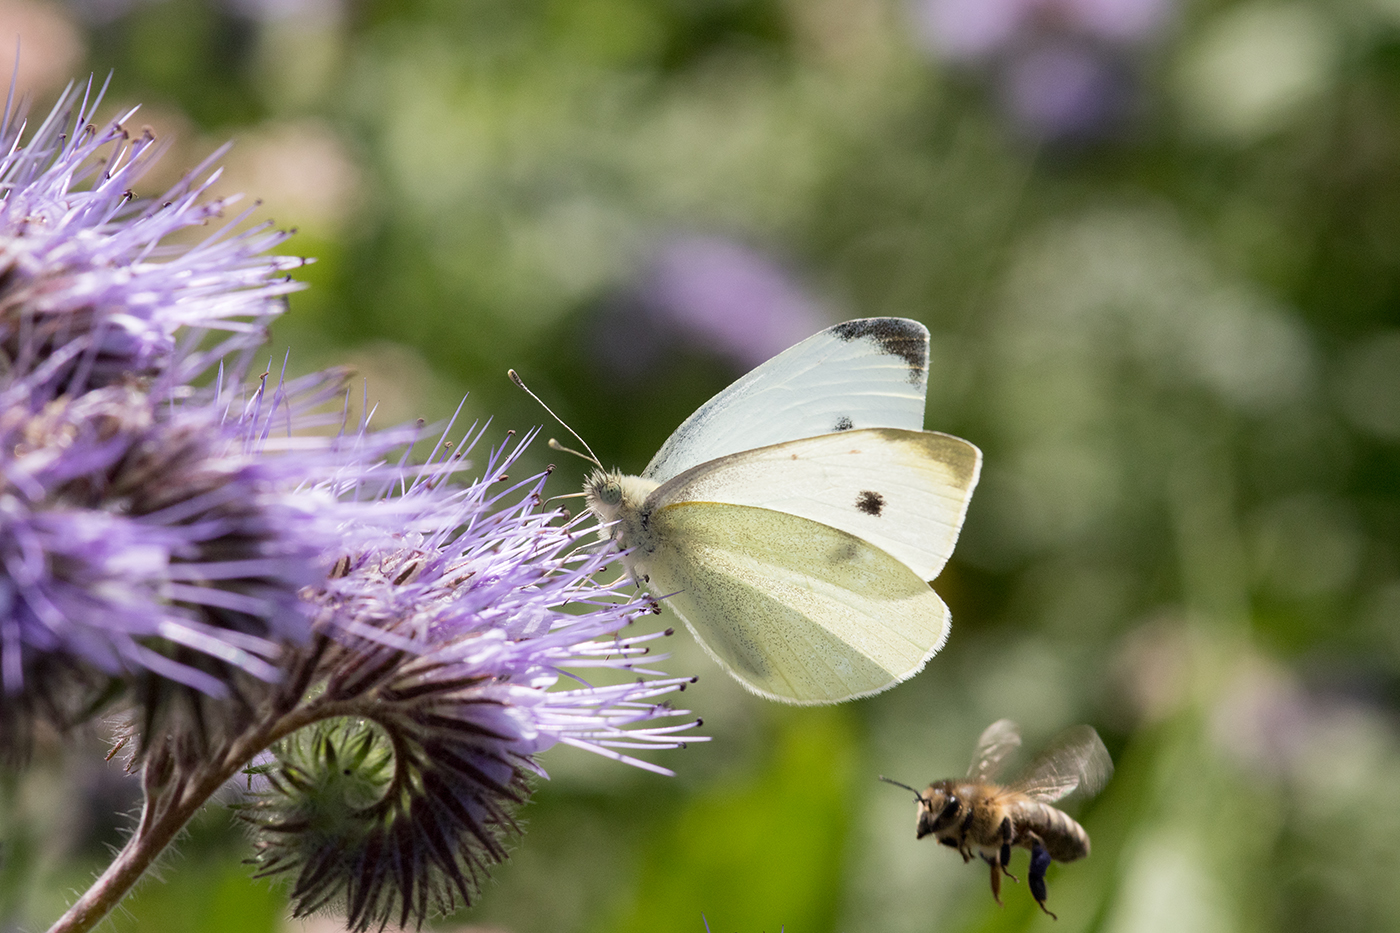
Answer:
[913, 0, 1174, 140]
[642, 235, 828, 369]
[604, 233, 828, 376]
[1001, 42, 1129, 140]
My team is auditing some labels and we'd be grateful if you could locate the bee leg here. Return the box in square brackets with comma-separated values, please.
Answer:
[981, 854, 1004, 906]
[998, 817, 1019, 883]
[958, 812, 976, 863]
[1028, 841, 1057, 921]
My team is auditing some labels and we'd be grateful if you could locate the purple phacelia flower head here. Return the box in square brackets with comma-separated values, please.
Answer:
[0, 77, 303, 403]
[0, 79, 344, 759]
[0, 78, 702, 932]
[242, 429, 702, 931]
[0, 363, 399, 761]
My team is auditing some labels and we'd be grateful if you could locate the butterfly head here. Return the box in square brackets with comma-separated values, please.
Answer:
[583, 469, 659, 550]
[584, 470, 625, 520]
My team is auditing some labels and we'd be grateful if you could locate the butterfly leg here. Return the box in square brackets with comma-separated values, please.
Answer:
[998, 817, 1019, 883]
[1028, 840, 1057, 920]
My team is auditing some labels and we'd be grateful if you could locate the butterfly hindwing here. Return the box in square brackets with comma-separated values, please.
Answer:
[638, 501, 951, 704]
[649, 428, 981, 582]
[642, 318, 931, 483]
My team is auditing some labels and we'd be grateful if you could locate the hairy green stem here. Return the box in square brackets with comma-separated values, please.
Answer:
[46, 755, 244, 933]
[45, 698, 368, 933]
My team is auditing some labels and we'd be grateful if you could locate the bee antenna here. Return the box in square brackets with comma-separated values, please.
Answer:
[508, 369, 602, 468]
[879, 774, 928, 803]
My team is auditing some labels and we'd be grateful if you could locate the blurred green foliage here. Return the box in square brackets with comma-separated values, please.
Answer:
[6, 0, 1400, 930]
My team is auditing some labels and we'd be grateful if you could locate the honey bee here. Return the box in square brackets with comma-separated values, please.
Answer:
[881, 719, 1113, 919]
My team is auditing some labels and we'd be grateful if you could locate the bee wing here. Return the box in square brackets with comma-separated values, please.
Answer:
[1003, 725, 1113, 804]
[966, 718, 1022, 781]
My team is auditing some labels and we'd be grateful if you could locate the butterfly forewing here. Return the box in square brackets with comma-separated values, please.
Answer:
[1002, 725, 1114, 804]
[642, 318, 931, 483]
[649, 429, 980, 582]
[967, 718, 1023, 781]
[640, 501, 951, 704]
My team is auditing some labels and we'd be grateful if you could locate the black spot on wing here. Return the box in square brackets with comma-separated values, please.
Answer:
[830, 318, 927, 383]
[834, 415, 854, 431]
[856, 490, 885, 516]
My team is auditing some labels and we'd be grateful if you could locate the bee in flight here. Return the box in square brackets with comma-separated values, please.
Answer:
[881, 719, 1113, 919]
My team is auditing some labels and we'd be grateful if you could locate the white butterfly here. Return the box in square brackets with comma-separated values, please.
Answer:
[582, 317, 981, 705]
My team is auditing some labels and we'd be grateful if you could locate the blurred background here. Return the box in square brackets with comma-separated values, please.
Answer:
[3, 0, 1400, 930]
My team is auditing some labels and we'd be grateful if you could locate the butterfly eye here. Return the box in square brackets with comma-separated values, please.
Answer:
[598, 480, 622, 505]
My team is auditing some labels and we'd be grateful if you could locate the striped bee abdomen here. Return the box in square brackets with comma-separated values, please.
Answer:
[1011, 801, 1091, 862]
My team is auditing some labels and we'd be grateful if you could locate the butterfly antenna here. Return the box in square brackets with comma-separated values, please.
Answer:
[879, 775, 929, 804]
[548, 437, 599, 463]
[508, 369, 602, 468]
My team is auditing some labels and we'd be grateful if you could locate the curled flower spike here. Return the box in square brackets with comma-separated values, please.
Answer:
[239, 430, 703, 932]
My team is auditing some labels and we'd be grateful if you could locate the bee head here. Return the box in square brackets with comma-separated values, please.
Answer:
[915, 781, 964, 840]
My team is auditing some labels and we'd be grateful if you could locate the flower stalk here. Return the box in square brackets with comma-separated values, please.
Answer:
[48, 708, 304, 933]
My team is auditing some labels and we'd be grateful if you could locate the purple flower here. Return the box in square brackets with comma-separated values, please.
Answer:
[0, 78, 303, 403]
[914, 0, 1026, 60]
[242, 430, 701, 931]
[0, 80, 324, 758]
[999, 41, 1128, 140]
[0, 79, 701, 933]
[915, 0, 1171, 56]
[0, 364, 408, 761]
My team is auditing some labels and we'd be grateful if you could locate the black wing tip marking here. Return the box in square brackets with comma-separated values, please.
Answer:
[829, 318, 928, 384]
[834, 415, 854, 431]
